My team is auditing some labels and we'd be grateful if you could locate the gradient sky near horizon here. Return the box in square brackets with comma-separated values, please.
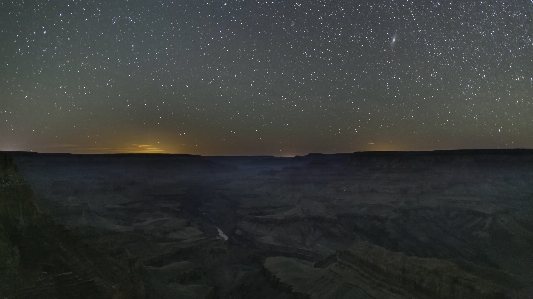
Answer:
[1, 0, 532, 155]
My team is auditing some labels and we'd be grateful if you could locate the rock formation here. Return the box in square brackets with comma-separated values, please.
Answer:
[0, 153, 144, 299]
[265, 242, 514, 299]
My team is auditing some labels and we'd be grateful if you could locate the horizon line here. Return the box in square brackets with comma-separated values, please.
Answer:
[2, 148, 533, 157]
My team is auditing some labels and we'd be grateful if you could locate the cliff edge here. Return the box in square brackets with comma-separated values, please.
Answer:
[0, 153, 144, 298]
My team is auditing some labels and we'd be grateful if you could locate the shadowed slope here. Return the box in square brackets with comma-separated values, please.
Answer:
[0, 153, 144, 299]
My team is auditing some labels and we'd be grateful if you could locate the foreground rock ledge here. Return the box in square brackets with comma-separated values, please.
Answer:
[264, 242, 512, 299]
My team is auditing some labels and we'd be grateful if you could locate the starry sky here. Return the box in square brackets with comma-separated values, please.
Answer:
[1, 0, 532, 155]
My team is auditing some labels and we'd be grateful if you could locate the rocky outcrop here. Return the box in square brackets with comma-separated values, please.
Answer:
[0, 153, 145, 299]
[264, 242, 516, 299]
[340, 242, 507, 299]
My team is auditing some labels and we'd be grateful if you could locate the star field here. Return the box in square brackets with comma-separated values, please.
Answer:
[1, 0, 532, 155]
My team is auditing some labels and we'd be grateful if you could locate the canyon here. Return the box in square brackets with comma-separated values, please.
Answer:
[2, 150, 533, 298]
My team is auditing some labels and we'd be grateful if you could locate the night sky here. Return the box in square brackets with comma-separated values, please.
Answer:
[1, 1, 532, 155]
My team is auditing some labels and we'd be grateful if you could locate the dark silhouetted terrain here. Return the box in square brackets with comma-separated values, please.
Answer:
[3, 150, 533, 298]
[0, 153, 145, 298]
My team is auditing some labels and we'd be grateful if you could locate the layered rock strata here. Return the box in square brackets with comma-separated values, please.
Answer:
[265, 242, 514, 299]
